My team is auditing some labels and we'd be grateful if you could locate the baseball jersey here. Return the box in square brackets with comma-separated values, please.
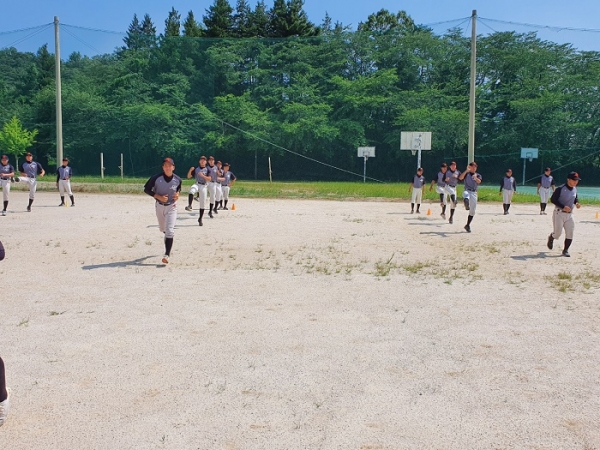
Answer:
[464, 172, 482, 191]
[221, 171, 236, 186]
[433, 171, 446, 187]
[0, 163, 15, 179]
[20, 160, 44, 178]
[193, 166, 209, 185]
[500, 176, 516, 191]
[144, 172, 182, 205]
[539, 174, 555, 189]
[551, 184, 578, 210]
[208, 164, 219, 182]
[412, 175, 425, 188]
[445, 169, 460, 187]
[56, 165, 73, 181]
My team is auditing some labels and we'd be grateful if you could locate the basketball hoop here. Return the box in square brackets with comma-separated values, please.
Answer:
[411, 150, 417, 156]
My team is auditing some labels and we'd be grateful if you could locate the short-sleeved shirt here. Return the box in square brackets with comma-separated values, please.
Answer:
[444, 169, 460, 187]
[433, 171, 446, 188]
[193, 166, 209, 185]
[221, 171, 236, 186]
[0, 163, 15, 179]
[20, 160, 44, 178]
[551, 184, 578, 210]
[144, 172, 182, 205]
[539, 174, 555, 189]
[57, 166, 73, 180]
[208, 164, 219, 182]
[412, 175, 425, 188]
[501, 176, 516, 191]
[464, 172, 482, 191]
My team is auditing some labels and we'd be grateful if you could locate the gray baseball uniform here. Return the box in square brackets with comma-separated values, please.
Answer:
[0, 163, 15, 204]
[19, 160, 44, 200]
[464, 171, 482, 216]
[550, 183, 578, 240]
[144, 172, 182, 239]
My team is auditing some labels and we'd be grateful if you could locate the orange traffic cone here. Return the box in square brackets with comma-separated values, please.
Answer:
[427, 208, 431, 216]
[231, 203, 236, 211]
[596, 211, 599, 219]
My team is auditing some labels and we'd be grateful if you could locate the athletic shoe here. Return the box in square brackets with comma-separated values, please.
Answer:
[185, 206, 192, 211]
[0, 388, 10, 427]
[58, 203, 65, 207]
[464, 225, 471, 233]
[26, 206, 31, 212]
[71, 204, 75, 207]
[503, 211, 508, 215]
[1, 211, 5, 216]
[217, 206, 223, 210]
[562, 250, 570, 257]
[410, 210, 414, 214]
[448, 218, 453, 224]
[213, 209, 218, 214]
[441, 213, 446, 219]
[209, 212, 214, 218]
[416, 210, 421, 214]
[223, 207, 229, 210]
[547, 234, 554, 250]
[162, 255, 169, 264]
[198, 219, 203, 226]
[543, 211, 547, 215]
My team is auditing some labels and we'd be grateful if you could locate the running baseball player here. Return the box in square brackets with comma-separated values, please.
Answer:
[56, 157, 75, 207]
[537, 167, 556, 215]
[547, 171, 581, 257]
[0, 155, 17, 216]
[215, 160, 224, 210]
[220, 163, 237, 209]
[499, 168, 517, 215]
[444, 161, 461, 224]
[429, 163, 448, 218]
[458, 162, 482, 232]
[409, 168, 425, 214]
[144, 157, 181, 264]
[185, 156, 211, 226]
[0, 355, 9, 427]
[206, 156, 222, 217]
[18, 152, 45, 212]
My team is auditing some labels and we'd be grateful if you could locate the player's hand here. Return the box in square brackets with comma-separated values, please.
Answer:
[576, 203, 581, 209]
[563, 206, 572, 213]
[173, 192, 180, 201]
[155, 194, 168, 203]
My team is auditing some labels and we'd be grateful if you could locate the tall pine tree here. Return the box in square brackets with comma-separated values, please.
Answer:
[203, 0, 234, 38]
[232, 0, 252, 37]
[164, 7, 181, 37]
[123, 14, 143, 50]
[182, 11, 203, 37]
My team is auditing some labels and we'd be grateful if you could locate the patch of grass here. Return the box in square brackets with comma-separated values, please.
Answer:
[401, 261, 433, 274]
[48, 311, 66, 316]
[374, 253, 397, 278]
[18, 317, 30, 327]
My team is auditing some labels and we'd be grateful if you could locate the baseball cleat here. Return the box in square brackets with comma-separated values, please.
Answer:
[161, 255, 169, 264]
[185, 206, 192, 211]
[209, 212, 213, 218]
[1, 211, 5, 216]
[540, 211, 543, 215]
[26, 206, 31, 212]
[213, 209, 218, 214]
[58, 203, 65, 207]
[410, 210, 414, 214]
[441, 213, 446, 219]
[0, 388, 10, 427]
[223, 207, 228, 210]
[464, 225, 471, 233]
[547, 234, 554, 250]
[562, 250, 570, 257]
[448, 218, 453, 224]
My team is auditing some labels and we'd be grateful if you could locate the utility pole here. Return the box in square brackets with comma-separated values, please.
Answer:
[54, 16, 64, 164]
[468, 10, 477, 164]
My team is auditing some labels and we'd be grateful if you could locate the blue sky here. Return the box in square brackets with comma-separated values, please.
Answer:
[1, 0, 599, 55]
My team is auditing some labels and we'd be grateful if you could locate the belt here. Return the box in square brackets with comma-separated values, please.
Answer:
[466, 188, 477, 192]
[156, 201, 174, 206]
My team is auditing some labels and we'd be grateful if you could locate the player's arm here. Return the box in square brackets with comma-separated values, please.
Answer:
[173, 178, 182, 202]
[513, 178, 516, 193]
[458, 170, 469, 181]
[550, 186, 563, 208]
[56, 169, 60, 184]
[187, 166, 195, 179]
[39, 165, 45, 177]
[143, 174, 160, 198]
[474, 174, 482, 184]
[429, 179, 435, 191]
[19, 163, 26, 177]
[230, 173, 236, 186]
[499, 179, 503, 193]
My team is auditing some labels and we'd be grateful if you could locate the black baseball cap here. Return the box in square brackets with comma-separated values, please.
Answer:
[25, 152, 32, 156]
[199, 156, 207, 160]
[545, 167, 551, 171]
[440, 163, 447, 168]
[1, 155, 8, 159]
[223, 162, 230, 167]
[62, 157, 68, 161]
[469, 161, 478, 167]
[163, 157, 175, 166]
[567, 171, 581, 181]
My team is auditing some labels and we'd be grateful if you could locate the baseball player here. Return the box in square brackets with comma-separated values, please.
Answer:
[458, 162, 482, 232]
[215, 160, 224, 210]
[220, 163, 237, 209]
[547, 171, 581, 257]
[444, 161, 461, 224]
[206, 156, 221, 216]
[429, 163, 448, 218]
[409, 167, 425, 214]
[18, 152, 45, 212]
[144, 157, 181, 264]
[499, 168, 517, 215]
[56, 157, 75, 207]
[537, 167, 556, 215]
[0, 155, 17, 216]
[185, 156, 211, 226]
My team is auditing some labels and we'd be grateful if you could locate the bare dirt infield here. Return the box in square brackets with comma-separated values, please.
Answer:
[2, 191, 600, 449]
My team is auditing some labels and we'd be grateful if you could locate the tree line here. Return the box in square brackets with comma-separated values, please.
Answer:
[1, 1, 599, 183]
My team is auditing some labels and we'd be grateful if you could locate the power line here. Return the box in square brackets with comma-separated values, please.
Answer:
[479, 17, 600, 34]
[0, 23, 52, 35]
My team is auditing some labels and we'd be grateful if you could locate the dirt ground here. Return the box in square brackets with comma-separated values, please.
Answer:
[1, 190, 599, 449]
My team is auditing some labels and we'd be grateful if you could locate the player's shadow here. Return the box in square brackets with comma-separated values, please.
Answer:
[419, 231, 465, 238]
[510, 252, 561, 260]
[82, 255, 164, 270]
[579, 220, 599, 225]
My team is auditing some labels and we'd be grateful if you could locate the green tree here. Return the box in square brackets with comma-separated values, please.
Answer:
[232, 0, 252, 37]
[182, 11, 203, 37]
[123, 14, 143, 50]
[164, 7, 181, 37]
[0, 116, 38, 158]
[203, 0, 234, 38]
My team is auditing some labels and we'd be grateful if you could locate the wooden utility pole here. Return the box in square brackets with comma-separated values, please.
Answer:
[54, 16, 64, 164]
[468, 10, 477, 164]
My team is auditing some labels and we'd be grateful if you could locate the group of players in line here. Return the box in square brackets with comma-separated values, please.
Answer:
[409, 162, 582, 256]
[144, 155, 237, 264]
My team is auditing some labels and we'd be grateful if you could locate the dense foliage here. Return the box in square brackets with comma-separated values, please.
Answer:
[1, 2, 599, 184]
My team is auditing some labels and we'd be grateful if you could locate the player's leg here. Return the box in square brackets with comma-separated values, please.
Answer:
[66, 180, 74, 206]
[58, 180, 66, 206]
[445, 186, 457, 223]
[27, 179, 36, 211]
[198, 186, 207, 225]
[216, 185, 223, 210]
[562, 215, 575, 256]
[208, 183, 216, 216]
[222, 186, 230, 209]
[0, 356, 9, 427]
[464, 192, 477, 232]
[2, 180, 9, 215]
[186, 184, 198, 211]
[162, 204, 177, 263]
[548, 208, 564, 249]
[415, 188, 422, 213]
